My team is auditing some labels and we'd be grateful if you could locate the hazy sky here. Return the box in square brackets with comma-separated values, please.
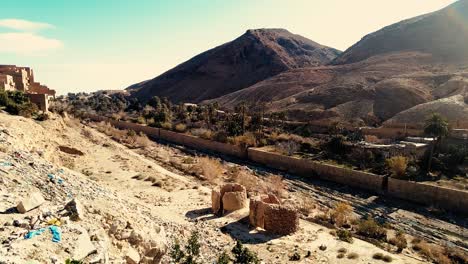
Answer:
[0, 0, 456, 94]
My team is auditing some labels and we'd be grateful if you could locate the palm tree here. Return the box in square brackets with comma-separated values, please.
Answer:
[424, 113, 449, 172]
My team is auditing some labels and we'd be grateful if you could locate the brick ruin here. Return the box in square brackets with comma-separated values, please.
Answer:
[249, 194, 299, 235]
[0, 65, 56, 111]
[211, 185, 300, 235]
[211, 183, 247, 215]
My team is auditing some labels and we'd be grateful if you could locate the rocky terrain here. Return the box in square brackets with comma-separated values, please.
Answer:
[331, 0, 468, 65]
[205, 0, 468, 125]
[208, 52, 468, 124]
[1, 112, 455, 263]
[127, 28, 341, 103]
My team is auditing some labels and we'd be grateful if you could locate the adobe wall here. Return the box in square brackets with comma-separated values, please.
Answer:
[362, 127, 423, 138]
[87, 115, 160, 138]
[83, 116, 468, 214]
[27, 94, 48, 111]
[263, 204, 299, 235]
[248, 148, 384, 193]
[159, 129, 247, 159]
[387, 178, 468, 214]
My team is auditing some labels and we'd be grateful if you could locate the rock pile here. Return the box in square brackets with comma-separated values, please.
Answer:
[211, 183, 247, 215]
[249, 194, 299, 235]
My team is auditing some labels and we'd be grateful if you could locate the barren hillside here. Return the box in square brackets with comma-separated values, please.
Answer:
[332, 0, 468, 65]
[0, 112, 436, 263]
[209, 52, 468, 124]
[128, 28, 341, 103]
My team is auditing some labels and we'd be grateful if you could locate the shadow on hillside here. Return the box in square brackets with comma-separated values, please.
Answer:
[0, 206, 18, 214]
[185, 207, 218, 221]
[219, 216, 283, 244]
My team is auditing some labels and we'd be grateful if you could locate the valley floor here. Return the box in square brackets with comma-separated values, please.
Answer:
[0, 112, 465, 263]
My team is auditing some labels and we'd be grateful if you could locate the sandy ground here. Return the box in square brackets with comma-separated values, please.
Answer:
[0, 112, 445, 263]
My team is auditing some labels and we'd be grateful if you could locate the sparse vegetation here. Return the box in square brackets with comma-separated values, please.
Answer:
[356, 217, 387, 241]
[170, 231, 201, 264]
[232, 241, 260, 264]
[388, 231, 407, 252]
[347, 252, 359, 259]
[197, 157, 223, 184]
[336, 229, 353, 243]
[330, 202, 353, 227]
[386, 156, 408, 178]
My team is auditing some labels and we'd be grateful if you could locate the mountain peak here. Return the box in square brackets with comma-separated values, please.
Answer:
[129, 29, 340, 103]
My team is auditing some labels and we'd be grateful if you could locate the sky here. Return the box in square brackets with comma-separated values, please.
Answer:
[0, 0, 456, 95]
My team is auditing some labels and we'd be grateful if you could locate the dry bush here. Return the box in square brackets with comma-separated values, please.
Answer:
[229, 133, 257, 148]
[160, 122, 173, 130]
[198, 157, 223, 184]
[386, 156, 408, 178]
[356, 218, 387, 240]
[330, 202, 354, 227]
[295, 193, 315, 216]
[174, 123, 187, 133]
[233, 170, 260, 193]
[388, 231, 407, 252]
[0, 144, 9, 153]
[412, 240, 453, 264]
[265, 175, 287, 197]
[191, 128, 213, 140]
[275, 140, 300, 156]
[347, 252, 359, 259]
[127, 131, 151, 148]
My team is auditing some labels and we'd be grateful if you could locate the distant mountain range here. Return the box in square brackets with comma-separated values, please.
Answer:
[128, 0, 468, 125]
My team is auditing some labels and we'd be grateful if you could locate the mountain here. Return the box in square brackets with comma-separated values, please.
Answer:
[127, 28, 341, 103]
[207, 1, 468, 125]
[332, 0, 468, 65]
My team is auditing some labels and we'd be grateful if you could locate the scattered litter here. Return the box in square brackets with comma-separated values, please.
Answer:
[47, 218, 62, 227]
[49, 226, 62, 243]
[0, 161, 12, 166]
[24, 228, 46, 240]
[24, 226, 62, 243]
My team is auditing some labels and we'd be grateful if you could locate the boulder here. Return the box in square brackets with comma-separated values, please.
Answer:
[17, 192, 45, 213]
[73, 231, 97, 260]
[125, 247, 140, 264]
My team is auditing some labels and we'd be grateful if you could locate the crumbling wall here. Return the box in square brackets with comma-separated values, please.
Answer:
[263, 204, 299, 235]
[211, 183, 247, 214]
[249, 194, 280, 229]
[249, 194, 298, 235]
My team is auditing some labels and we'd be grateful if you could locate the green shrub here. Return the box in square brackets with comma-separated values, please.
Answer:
[356, 218, 387, 241]
[213, 130, 229, 143]
[232, 241, 259, 264]
[217, 251, 230, 264]
[161, 122, 173, 130]
[170, 231, 201, 264]
[336, 229, 353, 243]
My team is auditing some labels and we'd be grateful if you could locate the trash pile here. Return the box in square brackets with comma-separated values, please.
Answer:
[0, 126, 168, 263]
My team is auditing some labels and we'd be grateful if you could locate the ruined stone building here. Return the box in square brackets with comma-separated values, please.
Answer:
[0, 65, 56, 111]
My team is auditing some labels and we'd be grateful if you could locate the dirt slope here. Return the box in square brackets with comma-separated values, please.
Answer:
[128, 28, 341, 103]
[0, 113, 431, 263]
[332, 0, 468, 65]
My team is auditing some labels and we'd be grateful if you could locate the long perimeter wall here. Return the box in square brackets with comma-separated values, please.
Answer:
[85, 115, 468, 215]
